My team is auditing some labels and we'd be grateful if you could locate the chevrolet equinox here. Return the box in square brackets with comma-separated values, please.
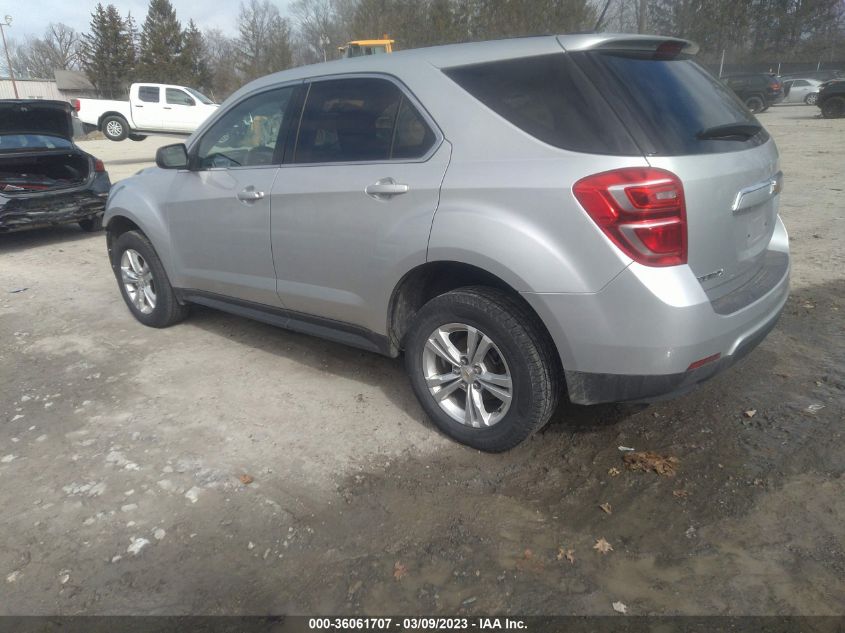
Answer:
[104, 34, 790, 452]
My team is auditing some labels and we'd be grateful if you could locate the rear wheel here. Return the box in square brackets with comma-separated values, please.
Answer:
[102, 116, 129, 141]
[111, 230, 189, 328]
[404, 286, 561, 452]
[745, 95, 765, 113]
[805, 93, 818, 105]
[78, 215, 103, 232]
[821, 96, 845, 118]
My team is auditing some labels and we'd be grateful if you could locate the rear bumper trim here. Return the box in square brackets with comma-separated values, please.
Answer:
[565, 303, 784, 405]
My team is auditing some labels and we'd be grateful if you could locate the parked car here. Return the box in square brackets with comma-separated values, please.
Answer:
[781, 70, 844, 83]
[817, 79, 845, 118]
[781, 78, 822, 105]
[74, 83, 218, 141]
[0, 100, 111, 233]
[722, 72, 785, 112]
[104, 35, 790, 452]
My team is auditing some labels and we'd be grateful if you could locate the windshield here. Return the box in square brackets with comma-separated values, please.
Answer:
[0, 134, 74, 151]
[573, 51, 768, 155]
[185, 88, 215, 105]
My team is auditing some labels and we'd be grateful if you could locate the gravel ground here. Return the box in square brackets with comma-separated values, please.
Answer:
[0, 105, 842, 615]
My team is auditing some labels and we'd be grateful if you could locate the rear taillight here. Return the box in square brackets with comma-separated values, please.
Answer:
[572, 168, 687, 267]
[72, 99, 80, 112]
[94, 159, 105, 172]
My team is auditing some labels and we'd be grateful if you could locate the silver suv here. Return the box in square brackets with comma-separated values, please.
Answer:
[104, 34, 790, 452]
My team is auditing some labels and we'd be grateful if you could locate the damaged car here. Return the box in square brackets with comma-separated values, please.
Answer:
[0, 100, 111, 233]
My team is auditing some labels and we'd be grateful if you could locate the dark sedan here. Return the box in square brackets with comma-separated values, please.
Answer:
[0, 100, 111, 233]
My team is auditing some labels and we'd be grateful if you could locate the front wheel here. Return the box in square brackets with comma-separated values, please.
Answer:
[821, 96, 845, 118]
[102, 116, 128, 141]
[111, 230, 189, 328]
[404, 287, 561, 452]
[805, 93, 818, 105]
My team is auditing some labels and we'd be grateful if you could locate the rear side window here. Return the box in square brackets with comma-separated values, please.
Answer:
[294, 78, 435, 163]
[443, 54, 640, 155]
[138, 86, 159, 103]
[574, 52, 768, 155]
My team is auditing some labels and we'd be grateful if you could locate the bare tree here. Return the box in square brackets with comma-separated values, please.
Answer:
[13, 23, 81, 79]
[236, 0, 294, 81]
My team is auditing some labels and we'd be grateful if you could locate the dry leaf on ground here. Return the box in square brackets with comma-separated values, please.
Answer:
[672, 489, 690, 498]
[622, 451, 679, 477]
[556, 547, 575, 564]
[599, 502, 612, 515]
[239, 474, 254, 485]
[593, 538, 613, 554]
[393, 561, 408, 581]
[744, 409, 757, 418]
[607, 467, 621, 477]
[612, 601, 628, 614]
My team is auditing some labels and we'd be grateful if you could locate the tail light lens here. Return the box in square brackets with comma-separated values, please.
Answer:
[93, 159, 105, 172]
[573, 168, 687, 267]
[72, 99, 80, 112]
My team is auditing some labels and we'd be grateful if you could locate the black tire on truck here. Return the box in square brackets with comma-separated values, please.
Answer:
[820, 96, 845, 118]
[102, 115, 129, 141]
[745, 95, 765, 113]
[78, 215, 103, 232]
[128, 134, 147, 142]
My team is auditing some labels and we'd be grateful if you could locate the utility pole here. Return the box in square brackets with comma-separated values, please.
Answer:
[0, 15, 18, 98]
[638, 0, 647, 33]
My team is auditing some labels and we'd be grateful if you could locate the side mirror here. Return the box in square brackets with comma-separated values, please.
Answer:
[156, 143, 189, 169]
[186, 97, 196, 106]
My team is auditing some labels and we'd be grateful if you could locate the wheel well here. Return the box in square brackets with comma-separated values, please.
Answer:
[98, 111, 127, 128]
[105, 216, 142, 261]
[388, 261, 558, 357]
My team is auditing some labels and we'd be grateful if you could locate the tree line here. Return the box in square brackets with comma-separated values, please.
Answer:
[4, 0, 844, 101]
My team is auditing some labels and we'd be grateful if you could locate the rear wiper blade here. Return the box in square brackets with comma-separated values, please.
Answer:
[697, 123, 762, 141]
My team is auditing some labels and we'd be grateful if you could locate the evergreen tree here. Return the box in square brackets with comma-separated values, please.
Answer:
[137, 0, 183, 81]
[81, 3, 134, 98]
[178, 20, 212, 90]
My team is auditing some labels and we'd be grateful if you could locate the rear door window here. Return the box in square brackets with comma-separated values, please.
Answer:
[573, 52, 768, 155]
[138, 86, 160, 103]
[294, 78, 434, 163]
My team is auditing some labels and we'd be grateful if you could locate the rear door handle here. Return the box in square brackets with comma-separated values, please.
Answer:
[365, 178, 409, 199]
[237, 187, 265, 202]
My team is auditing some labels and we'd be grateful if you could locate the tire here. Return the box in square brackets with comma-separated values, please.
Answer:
[404, 286, 561, 452]
[805, 93, 818, 105]
[78, 215, 103, 232]
[745, 95, 765, 114]
[110, 230, 189, 328]
[820, 96, 845, 118]
[102, 115, 129, 141]
[128, 133, 147, 142]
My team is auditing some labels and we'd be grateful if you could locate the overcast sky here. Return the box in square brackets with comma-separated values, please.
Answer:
[5, 0, 285, 41]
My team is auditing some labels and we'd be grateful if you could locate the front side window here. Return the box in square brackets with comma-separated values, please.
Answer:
[196, 87, 295, 169]
[294, 78, 435, 163]
[138, 86, 160, 103]
[167, 88, 195, 106]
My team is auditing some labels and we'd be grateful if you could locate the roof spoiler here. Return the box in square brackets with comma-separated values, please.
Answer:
[558, 34, 699, 57]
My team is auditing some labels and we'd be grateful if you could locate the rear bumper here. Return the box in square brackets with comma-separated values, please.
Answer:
[523, 218, 790, 405]
[0, 176, 110, 233]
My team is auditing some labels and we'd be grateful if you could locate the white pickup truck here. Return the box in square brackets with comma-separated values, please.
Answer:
[73, 83, 219, 141]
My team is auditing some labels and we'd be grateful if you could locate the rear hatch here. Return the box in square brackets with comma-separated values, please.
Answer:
[566, 40, 781, 300]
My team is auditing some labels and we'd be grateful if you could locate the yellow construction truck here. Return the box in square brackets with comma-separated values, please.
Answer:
[339, 38, 394, 58]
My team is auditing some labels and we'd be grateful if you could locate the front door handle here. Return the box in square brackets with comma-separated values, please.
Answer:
[237, 187, 265, 202]
[365, 178, 409, 199]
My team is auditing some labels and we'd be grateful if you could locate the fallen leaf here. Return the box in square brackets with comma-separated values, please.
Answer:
[393, 561, 408, 581]
[622, 451, 679, 477]
[612, 601, 628, 614]
[743, 409, 757, 418]
[556, 547, 575, 564]
[599, 502, 612, 515]
[239, 474, 255, 485]
[607, 467, 621, 477]
[515, 548, 544, 572]
[672, 489, 690, 498]
[593, 538, 613, 554]
[805, 403, 825, 414]
[618, 446, 635, 452]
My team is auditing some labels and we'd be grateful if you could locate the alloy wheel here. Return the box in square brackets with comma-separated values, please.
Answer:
[422, 323, 513, 428]
[106, 120, 123, 137]
[120, 249, 156, 314]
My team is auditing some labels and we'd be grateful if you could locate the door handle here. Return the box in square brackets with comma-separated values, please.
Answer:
[365, 178, 409, 199]
[135, 105, 144, 108]
[163, 106, 172, 110]
[237, 187, 265, 202]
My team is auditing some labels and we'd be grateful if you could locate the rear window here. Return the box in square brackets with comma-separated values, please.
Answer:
[443, 54, 640, 155]
[573, 51, 769, 155]
[138, 86, 160, 103]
